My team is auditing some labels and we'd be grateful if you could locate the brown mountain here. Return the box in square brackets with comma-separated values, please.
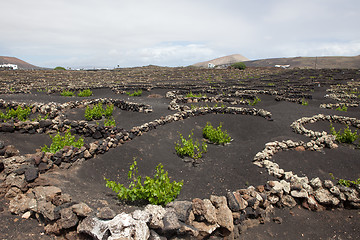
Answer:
[0, 56, 43, 70]
[192, 54, 249, 68]
[245, 55, 360, 69]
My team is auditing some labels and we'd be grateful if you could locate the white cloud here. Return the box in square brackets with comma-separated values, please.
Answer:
[1, 0, 359, 67]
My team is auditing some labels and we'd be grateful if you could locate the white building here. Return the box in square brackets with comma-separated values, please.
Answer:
[0, 64, 18, 70]
[208, 63, 215, 68]
[275, 64, 290, 69]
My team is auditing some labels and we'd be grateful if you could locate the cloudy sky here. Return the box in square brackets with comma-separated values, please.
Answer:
[1, 0, 359, 68]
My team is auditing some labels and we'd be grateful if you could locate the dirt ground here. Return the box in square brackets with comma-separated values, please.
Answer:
[0, 68, 359, 239]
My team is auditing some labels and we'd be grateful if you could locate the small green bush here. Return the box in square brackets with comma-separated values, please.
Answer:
[175, 131, 207, 159]
[126, 90, 143, 96]
[54, 66, 66, 70]
[104, 117, 116, 127]
[61, 90, 75, 97]
[42, 129, 84, 153]
[84, 102, 114, 121]
[335, 105, 348, 112]
[78, 89, 93, 97]
[31, 114, 49, 122]
[105, 160, 183, 205]
[0, 106, 31, 121]
[301, 98, 309, 106]
[248, 97, 261, 106]
[203, 122, 231, 145]
[231, 62, 246, 70]
[185, 91, 206, 98]
[329, 173, 360, 187]
[330, 123, 359, 144]
[104, 104, 114, 118]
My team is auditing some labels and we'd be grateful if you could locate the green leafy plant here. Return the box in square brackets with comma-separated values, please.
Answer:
[126, 90, 143, 96]
[84, 102, 114, 121]
[329, 173, 360, 187]
[42, 128, 84, 153]
[267, 83, 275, 86]
[31, 114, 49, 122]
[330, 123, 359, 144]
[60, 90, 75, 97]
[175, 131, 207, 159]
[248, 97, 261, 106]
[54, 66, 66, 70]
[104, 104, 114, 118]
[335, 105, 348, 112]
[185, 91, 206, 98]
[301, 98, 309, 106]
[105, 159, 183, 205]
[104, 117, 116, 127]
[213, 103, 226, 108]
[190, 104, 199, 110]
[0, 106, 31, 121]
[77, 89, 93, 97]
[231, 62, 247, 70]
[203, 122, 231, 145]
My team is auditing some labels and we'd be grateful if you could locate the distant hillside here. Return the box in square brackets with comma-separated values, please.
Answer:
[245, 55, 360, 69]
[0, 56, 43, 70]
[192, 54, 249, 68]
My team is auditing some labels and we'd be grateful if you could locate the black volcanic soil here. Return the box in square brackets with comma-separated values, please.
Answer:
[0, 68, 359, 239]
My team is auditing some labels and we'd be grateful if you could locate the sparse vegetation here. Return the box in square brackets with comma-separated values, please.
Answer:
[0, 106, 31, 122]
[77, 89, 93, 97]
[60, 90, 75, 97]
[203, 122, 231, 145]
[301, 98, 309, 106]
[231, 62, 247, 70]
[31, 114, 49, 122]
[41, 129, 84, 153]
[185, 91, 206, 98]
[84, 102, 114, 121]
[126, 90, 143, 96]
[329, 173, 360, 187]
[175, 131, 207, 159]
[335, 105, 348, 112]
[330, 123, 359, 144]
[105, 159, 183, 205]
[54, 66, 66, 70]
[104, 117, 116, 127]
[248, 97, 261, 106]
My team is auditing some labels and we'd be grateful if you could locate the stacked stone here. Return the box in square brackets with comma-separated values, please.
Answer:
[325, 92, 359, 102]
[23, 172, 358, 240]
[275, 96, 305, 104]
[0, 98, 153, 136]
[78, 98, 153, 113]
[320, 103, 359, 109]
[251, 114, 360, 216]
[167, 90, 266, 111]
[291, 114, 360, 137]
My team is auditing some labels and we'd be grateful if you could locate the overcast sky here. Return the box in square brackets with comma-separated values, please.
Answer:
[1, 0, 359, 68]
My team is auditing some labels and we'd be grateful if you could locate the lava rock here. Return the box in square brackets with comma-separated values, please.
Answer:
[39, 119, 52, 128]
[0, 123, 15, 132]
[0, 161, 5, 173]
[60, 208, 79, 229]
[97, 207, 116, 220]
[24, 167, 39, 182]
